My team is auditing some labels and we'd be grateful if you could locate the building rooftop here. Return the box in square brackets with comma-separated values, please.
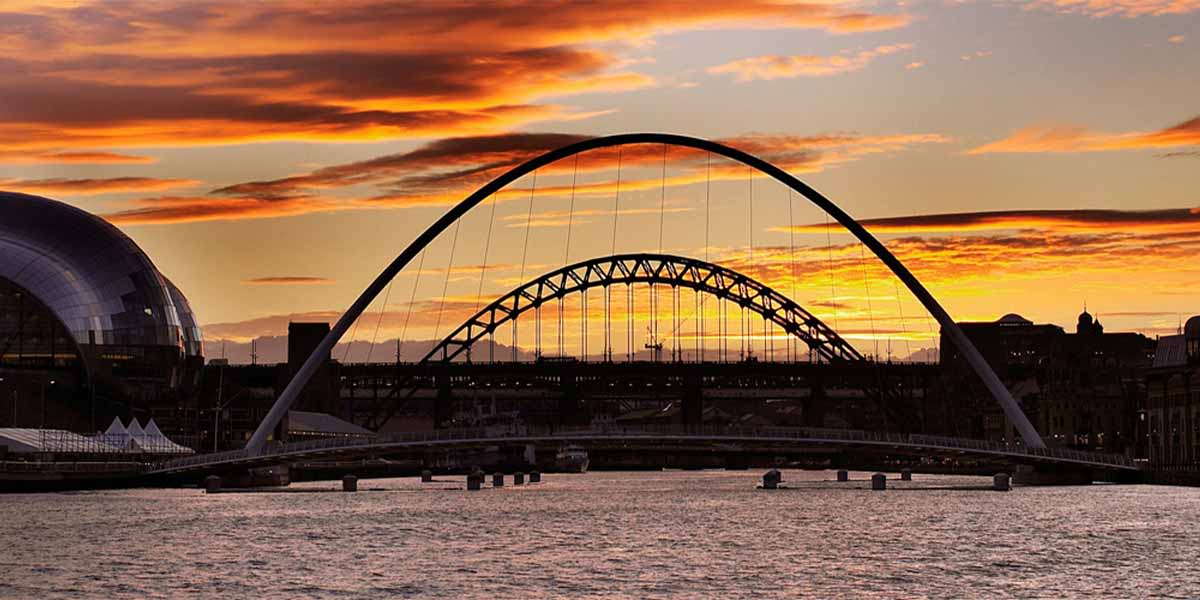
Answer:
[1152, 334, 1188, 369]
[287, 410, 374, 438]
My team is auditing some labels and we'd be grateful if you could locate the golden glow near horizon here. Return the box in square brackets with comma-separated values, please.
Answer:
[1, 1, 1197, 357]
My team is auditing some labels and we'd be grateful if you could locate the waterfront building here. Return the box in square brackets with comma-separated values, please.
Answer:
[940, 311, 1153, 452]
[1145, 316, 1200, 467]
[0, 192, 204, 435]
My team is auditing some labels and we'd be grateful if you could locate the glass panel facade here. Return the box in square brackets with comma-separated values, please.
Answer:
[0, 192, 202, 357]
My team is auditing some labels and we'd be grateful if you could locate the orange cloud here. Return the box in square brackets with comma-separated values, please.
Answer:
[225, 131, 948, 213]
[0, 151, 155, 164]
[0, 1, 909, 152]
[1022, 0, 1200, 17]
[709, 44, 913, 81]
[103, 195, 345, 225]
[97, 130, 946, 225]
[968, 115, 1200, 154]
[782, 208, 1200, 235]
[0, 176, 197, 195]
[242, 277, 335, 285]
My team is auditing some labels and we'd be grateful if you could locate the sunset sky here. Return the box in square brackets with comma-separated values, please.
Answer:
[1, 0, 1197, 361]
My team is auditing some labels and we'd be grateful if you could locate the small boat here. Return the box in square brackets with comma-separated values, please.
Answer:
[555, 445, 589, 473]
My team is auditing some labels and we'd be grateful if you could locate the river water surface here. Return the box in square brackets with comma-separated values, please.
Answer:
[3, 470, 1198, 598]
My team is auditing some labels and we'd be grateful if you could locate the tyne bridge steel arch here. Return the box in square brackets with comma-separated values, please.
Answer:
[246, 133, 1047, 453]
[423, 252, 864, 365]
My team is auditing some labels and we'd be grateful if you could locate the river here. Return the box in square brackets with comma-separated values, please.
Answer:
[3, 470, 1198, 598]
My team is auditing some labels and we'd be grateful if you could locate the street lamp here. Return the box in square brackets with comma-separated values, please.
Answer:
[40, 379, 56, 429]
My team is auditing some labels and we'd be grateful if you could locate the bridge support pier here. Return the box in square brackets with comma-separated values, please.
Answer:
[871, 473, 886, 490]
[557, 373, 584, 426]
[836, 469, 848, 482]
[993, 473, 1011, 491]
[804, 374, 827, 427]
[1013, 464, 1092, 486]
[434, 377, 453, 428]
[343, 475, 358, 492]
[682, 379, 703, 426]
[762, 469, 781, 489]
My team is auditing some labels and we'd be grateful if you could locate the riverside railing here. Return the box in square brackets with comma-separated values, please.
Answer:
[153, 424, 1137, 472]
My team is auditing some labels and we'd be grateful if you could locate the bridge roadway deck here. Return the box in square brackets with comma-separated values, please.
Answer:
[151, 426, 1139, 477]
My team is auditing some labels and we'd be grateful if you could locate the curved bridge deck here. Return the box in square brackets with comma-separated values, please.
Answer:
[153, 426, 1139, 477]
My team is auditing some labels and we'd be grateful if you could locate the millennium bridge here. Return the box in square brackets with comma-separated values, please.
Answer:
[151, 424, 1138, 479]
[169, 133, 1141, 485]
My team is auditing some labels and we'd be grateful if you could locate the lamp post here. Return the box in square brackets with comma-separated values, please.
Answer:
[213, 390, 243, 454]
[40, 379, 55, 429]
[0, 376, 9, 427]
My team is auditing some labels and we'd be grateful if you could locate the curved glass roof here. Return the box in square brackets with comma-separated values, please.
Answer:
[0, 191, 202, 357]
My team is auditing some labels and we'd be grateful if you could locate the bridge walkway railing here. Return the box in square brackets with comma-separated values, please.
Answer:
[151, 425, 1136, 473]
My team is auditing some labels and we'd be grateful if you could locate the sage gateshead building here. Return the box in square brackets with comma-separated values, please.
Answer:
[0, 192, 204, 433]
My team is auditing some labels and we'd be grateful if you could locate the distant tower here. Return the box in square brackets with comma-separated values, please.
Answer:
[1076, 307, 1102, 335]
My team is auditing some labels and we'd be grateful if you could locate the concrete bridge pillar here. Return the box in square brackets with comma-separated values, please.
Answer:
[492, 472, 504, 487]
[762, 469, 781, 489]
[836, 469, 848, 482]
[204, 475, 221, 493]
[514, 471, 525, 485]
[682, 378, 703, 426]
[804, 373, 827, 427]
[467, 471, 483, 491]
[434, 376, 453, 428]
[871, 473, 886, 490]
[557, 370, 584, 426]
[993, 473, 1011, 491]
[421, 469, 433, 483]
[900, 468, 912, 481]
[342, 474, 358, 492]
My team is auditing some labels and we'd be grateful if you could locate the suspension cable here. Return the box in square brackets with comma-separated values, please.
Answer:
[431, 219, 462, 360]
[363, 276, 395, 364]
[560, 155, 578, 359]
[341, 301, 365, 363]
[702, 152, 710, 361]
[396, 249, 427, 362]
[611, 149, 622, 256]
[747, 168, 754, 359]
[859, 243, 878, 361]
[893, 280, 910, 362]
[824, 213, 839, 335]
[514, 170, 538, 362]
[787, 189, 798, 363]
[472, 196, 499, 363]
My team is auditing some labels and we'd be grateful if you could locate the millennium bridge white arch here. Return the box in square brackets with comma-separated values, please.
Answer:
[246, 133, 1047, 452]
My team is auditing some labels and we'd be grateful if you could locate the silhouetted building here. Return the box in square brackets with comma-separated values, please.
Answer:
[939, 313, 1061, 440]
[940, 310, 1152, 452]
[1040, 312, 1153, 451]
[284, 322, 341, 419]
[1145, 316, 1200, 466]
[0, 192, 203, 435]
